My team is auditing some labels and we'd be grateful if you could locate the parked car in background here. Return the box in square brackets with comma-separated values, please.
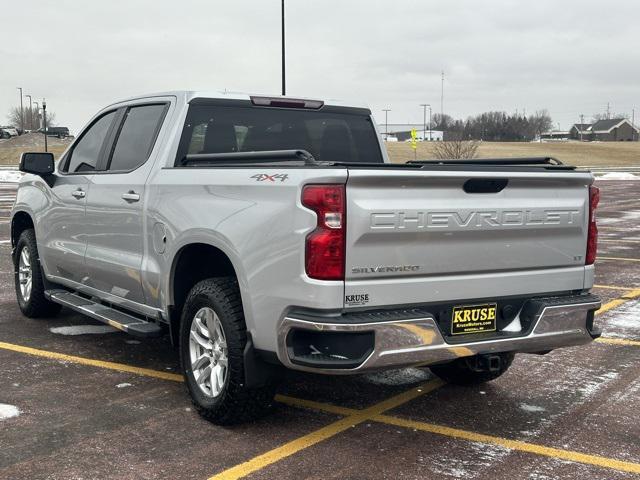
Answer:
[38, 126, 70, 138]
[0, 126, 19, 139]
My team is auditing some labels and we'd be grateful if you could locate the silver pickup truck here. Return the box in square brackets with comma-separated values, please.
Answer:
[12, 91, 601, 424]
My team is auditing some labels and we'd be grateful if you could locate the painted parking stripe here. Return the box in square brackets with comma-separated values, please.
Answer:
[0, 341, 183, 382]
[593, 284, 637, 291]
[207, 380, 444, 480]
[598, 256, 640, 263]
[596, 337, 640, 347]
[595, 288, 640, 316]
[600, 238, 640, 243]
[279, 395, 640, 475]
[375, 414, 640, 475]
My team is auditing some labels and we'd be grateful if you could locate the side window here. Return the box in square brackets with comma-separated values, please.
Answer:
[65, 111, 116, 173]
[108, 104, 166, 172]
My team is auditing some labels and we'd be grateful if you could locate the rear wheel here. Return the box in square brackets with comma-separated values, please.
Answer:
[430, 352, 515, 385]
[13, 229, 62, 318]
[179, 278, 276, 425]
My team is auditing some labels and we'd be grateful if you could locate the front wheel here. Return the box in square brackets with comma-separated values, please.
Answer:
[13, 229, 62, 318]
[179, 278, 276, 425]
[429, 352, 515, 386]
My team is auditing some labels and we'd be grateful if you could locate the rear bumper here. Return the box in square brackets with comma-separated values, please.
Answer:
[276, 293, 601, 374]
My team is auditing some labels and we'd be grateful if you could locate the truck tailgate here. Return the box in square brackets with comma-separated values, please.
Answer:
[344, 168, 594, 308]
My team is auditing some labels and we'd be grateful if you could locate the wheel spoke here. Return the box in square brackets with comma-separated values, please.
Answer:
[196, 365, 211, 385]
[211, 365, 219, 394]
[215, 364, 225, 391]
[192, 353, 210, 371]
[218, 356, 228, 368]
[21, 249, 30, 267]
[195, 314, 210, 338]
[190, 329, 212, 350]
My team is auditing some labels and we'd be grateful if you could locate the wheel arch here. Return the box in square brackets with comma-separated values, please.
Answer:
[11, 210, 35, 250]
[167, 242, 244, 343]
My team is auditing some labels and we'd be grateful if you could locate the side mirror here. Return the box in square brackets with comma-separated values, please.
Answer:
[20, 152, 55, 176]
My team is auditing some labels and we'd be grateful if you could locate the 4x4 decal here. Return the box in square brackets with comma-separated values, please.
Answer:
[251, 173, 289, 182]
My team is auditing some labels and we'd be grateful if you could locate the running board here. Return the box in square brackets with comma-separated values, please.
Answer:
[45, 290, 163, 338]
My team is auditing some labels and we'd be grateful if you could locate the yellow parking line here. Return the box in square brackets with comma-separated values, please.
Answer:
[596, 337, 640, 347]
[600, 239, 640, 244]
[208, 379, 444, 480]
[598, 256, 640, 263]
[596, 288, 640, 316]
[0, 341, 184, 382]
[593, 284, 636, 291]
[281, 394, 640, 475]
[275, 394, 355, 416]
[375, 414, 640, 475]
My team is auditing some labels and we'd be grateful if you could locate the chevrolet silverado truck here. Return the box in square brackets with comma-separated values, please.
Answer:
[12, 91, 601, 424]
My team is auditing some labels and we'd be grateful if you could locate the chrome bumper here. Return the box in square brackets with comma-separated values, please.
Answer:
[276, 294, 601, 374]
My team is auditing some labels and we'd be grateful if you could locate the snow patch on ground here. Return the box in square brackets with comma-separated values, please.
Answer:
[601, 299, 640, 338]
[0, 170, 23, 183]
[49, 325, 118, 335]
[0, 404, 20, 420]
[596, 172, 639, 180]
[519, 403, 546, 413]
[428, 441, 511, 478]
[578, 371, 619, 398]
[116, 383, 132, 388]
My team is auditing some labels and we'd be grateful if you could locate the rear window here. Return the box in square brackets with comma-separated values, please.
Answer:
[175, 103, 383, 165]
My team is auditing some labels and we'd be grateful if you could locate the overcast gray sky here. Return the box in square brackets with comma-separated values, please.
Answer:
[2, 0, 638, 133]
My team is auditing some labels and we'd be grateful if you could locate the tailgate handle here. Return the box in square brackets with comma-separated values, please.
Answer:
[463, 178, 508, 194]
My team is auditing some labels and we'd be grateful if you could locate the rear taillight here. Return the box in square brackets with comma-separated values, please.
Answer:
[302, 184, 346, 280]
[586, 185, 600, 265]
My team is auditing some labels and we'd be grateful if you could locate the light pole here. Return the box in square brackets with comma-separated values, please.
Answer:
[281, 0, 286, 96]
[17, 87, 24, 132]
[25, 94, 33, 130]
[420, 104, 432, 141]
[33, 102, 39, 129]
[382, 109, 391, 140]
[42, 99, 48, 152]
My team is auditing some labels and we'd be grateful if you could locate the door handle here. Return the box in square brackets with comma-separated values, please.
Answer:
[71, 189, 85, 199]
[122, 191, 140, 203]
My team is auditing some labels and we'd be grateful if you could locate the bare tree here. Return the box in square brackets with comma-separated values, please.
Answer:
[432, 138, 480, 160]
[7, 106, 56, 130]
[591, 112, 628, 122]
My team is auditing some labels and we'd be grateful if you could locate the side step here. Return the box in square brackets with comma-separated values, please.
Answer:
[45, 290, 163, 338]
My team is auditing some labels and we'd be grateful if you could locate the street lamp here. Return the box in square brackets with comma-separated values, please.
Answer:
[420, 104, 432, 141]
[25, 94, 33, 130]
[382, 109, 391, 140]
[42, 99, 47, 152]
[17, 87, 24, 132]
[33, 102, 40, 129]
[281, 0, 285, 95]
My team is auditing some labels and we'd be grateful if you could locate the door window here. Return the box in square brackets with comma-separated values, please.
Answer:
[65, 111, 116, 173]
[108, 104, 166, 172]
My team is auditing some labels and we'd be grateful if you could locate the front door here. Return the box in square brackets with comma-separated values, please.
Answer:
[40, 110, 118, 285]
[84, 103, 168, 306]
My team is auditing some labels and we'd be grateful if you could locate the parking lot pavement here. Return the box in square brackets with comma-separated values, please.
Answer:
[1, 180, 639, 480]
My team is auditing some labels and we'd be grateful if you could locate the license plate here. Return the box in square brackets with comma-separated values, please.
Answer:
[451, 303, 497, 335]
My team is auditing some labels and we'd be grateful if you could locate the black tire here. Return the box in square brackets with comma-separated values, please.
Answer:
[430, 352, 515, 386]
[13, 229, 62, 318]
[179, 278, 276, 425]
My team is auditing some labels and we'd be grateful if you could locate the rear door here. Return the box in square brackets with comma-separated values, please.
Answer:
[344, 168, 593, 308]
[40, 110, 117, 284]
[84, 102, 169, 306]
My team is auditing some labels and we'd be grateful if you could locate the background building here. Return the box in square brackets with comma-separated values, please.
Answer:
[569, 119, 639, 141]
